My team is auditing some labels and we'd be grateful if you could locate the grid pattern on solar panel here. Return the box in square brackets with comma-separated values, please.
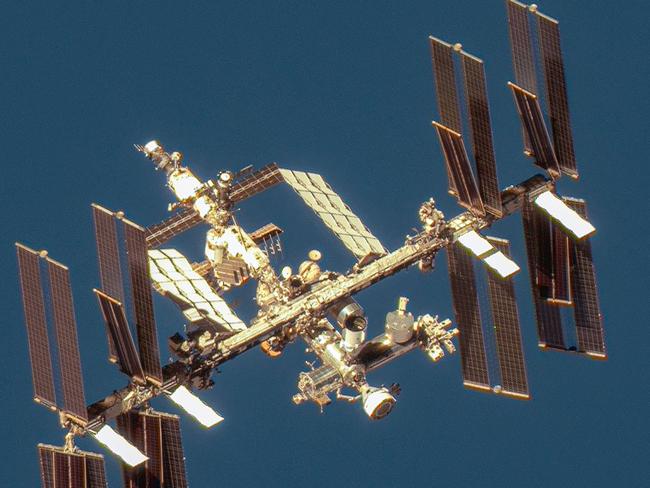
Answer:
[38, 445, 106, 488]
[46, 259, 87, 421]
[145, 207, 203, 249]
[537, 13, 578, 179]
[95, 291, 145, 383]
[432, 123, 486, 217]
[280, 169, 387, 259]
[551, 224, 571, 303]
[447, 243, 491, 389]
[124, 220, 163, 385]
[506, 1, 538, 95]
[16, 244, 57, 408]
[148, 249, 247, 332]
[521, 203, 566, 349]
[461, 53, 503, 217]
[509, 84, 561, 179]
[161, 414, 188, 488]
[92, 204, 124, 363]
[230, 163, 283, 202]
[565, 199, 606, 357]
[118, 411, 167, 488]
[429, 37, 462, 133]
[485, 238, 529, 398]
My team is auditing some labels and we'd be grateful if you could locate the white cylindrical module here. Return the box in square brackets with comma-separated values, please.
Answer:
[341, 327, 366, 352]
[385, 310, 415, 344]
[362, 387, 396, 420]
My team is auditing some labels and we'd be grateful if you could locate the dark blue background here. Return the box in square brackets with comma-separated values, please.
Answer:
[2, 1, 647, 486]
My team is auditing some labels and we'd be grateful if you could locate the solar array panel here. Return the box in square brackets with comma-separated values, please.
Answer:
[429, 37, 462, 133]
[509, 83, 561, 179]
[506, 1, 579, 179]
[551, 223, 571, 304]
[230, 163, 284, 202]
[160, 414, 188, 488]
[124, 219, 163, 386]
[46, 258, 88, 421]
[38, 444, 107, 488]
[118, 411, 188, 488]
[92, 204, 123, 363]
[280, 169, 387, 260]
[486, 238, 529, 399]
[447, 243, 491, 390]
[16, 244, 57, 409]
[432, 122, 486, 217]
[461, 52, 503, 217]
[565, 199, 606, 358]
[537, 12, 578, 179]
[149, 248, 247, 332]
[94, 290, 146, 385]
[521, 201, 567, 349]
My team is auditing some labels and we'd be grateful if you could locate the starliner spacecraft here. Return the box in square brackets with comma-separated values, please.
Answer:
[16, 2, 606, 486]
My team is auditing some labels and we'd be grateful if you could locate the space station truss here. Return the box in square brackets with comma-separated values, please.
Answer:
[148, 248, 247, 332]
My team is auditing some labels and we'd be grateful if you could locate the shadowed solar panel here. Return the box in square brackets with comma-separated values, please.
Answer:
[16, 244, 57, 409]
[486, 238, 529, 399]
[92, 204, 123, 363]
[432, 122, 486, 217]
[537, 12, 578, 179]
[447, 243, 490, 390]
[38, 444, 107, 488]
[550, 224, 571, 304]
[509, 83, 561, 179]
[521, 202, 566, 350]
[160, 414, 188, 488]
[46, 258, 87, 421]
[124, 219, 163, 386]
[565, 199, 606, 358]
[95, 290, 146, 384]
[230, 163, 283, 202]
[119, 411, 186, 487]
[461, 52, 503, 218]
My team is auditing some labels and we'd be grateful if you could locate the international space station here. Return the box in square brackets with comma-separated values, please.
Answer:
[16, 2, 607, 486]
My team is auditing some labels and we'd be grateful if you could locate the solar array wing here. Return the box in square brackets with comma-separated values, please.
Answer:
[214, 255, 250, 286]
[521, 202, 567, 349]
[461, 52, 503, 217]
[447, 243, 491, 391]
[94, 290, 146, 384]
[565, 199, 606, 358]
[486, 238, 529, 399]
[551, 223, 572, 304]
[432, 122, 486, 217]
[38, 444, 106, 488]
[429, 37, 461, 197]
[429, 37, 462, 133]
[537, 12, 578, 179]
[230, 162, 284, 202]
[506, 0, 538, 95]
[118, 411, 188, 488]
[46, 258, 88, 421]
[16, 244, 57, 409]
[118, 411, 164, 488]
[160, 414, 188, 488]
[509, 83, 561, 179]
[145, 208, 203, 249]
[92, 204, 124, 363]
[123, 219, 163, 386]
[148, 249, 247, 332]
[279, 169, 387, 260]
